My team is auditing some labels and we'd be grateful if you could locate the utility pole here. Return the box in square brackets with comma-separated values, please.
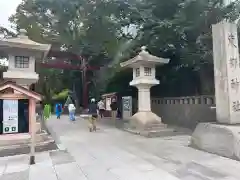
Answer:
[29, 99, 36, 165]
[72, 80, 79, 111]
[82, 58, 88, 108]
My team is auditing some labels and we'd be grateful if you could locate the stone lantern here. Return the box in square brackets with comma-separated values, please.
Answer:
[120, 46, 169, 132]
[0, 29, 51, 89]
[0, 30, 53, 164]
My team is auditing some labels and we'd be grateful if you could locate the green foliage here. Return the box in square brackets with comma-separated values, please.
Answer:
[8, 0, 240, 98]
[35, 68, 65, 103]
[52, 89, 69, 100]
[0, 27, 16, 38]
[9, 0, 136, 99]
[105, 0, 240, 96]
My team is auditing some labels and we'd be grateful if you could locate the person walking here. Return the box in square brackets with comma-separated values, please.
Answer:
[55, 103, 62, 119]
[97, 99, 105, 119]
[37, 101, 46, 132]
[88, 98, 98, 132]
[68, 103, 76, 121]
[110, 98, 118, 122]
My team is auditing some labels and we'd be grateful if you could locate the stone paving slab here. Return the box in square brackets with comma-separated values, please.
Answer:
[50, 150, 75, 165]
[1, 170, 29, 180]
[0, 151, 76, 180]
[82, 165, 120, 180]
[34, 151, 52, 165]
[4, 163, 29, 174]
[1, 115, 240, 180]
[29, 163, 58, 180]
[54, 162, 87, 180]
[46, 116, 240, 180]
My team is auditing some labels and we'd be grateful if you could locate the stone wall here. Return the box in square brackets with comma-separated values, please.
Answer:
[103, 95, 216, 129]
[150, 96, 216, 129]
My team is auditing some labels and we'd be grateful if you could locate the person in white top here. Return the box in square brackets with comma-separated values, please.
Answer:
[68, 103, 76, 121]
[97, 99, 105, 118]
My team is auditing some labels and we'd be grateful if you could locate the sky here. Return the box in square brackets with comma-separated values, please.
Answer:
[0, 0, 22, 30]
[0, 0, 22, 66]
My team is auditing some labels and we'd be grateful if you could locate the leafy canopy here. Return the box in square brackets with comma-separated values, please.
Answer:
[6, 0, 240, 98]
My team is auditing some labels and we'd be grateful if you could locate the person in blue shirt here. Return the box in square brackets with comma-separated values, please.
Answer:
[55, 103, 62, 119]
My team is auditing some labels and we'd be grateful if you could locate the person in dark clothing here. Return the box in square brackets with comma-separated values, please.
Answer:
[37, 101, 46, 131]
[110, 98, 118, 121]
[88, 98, 98, 132]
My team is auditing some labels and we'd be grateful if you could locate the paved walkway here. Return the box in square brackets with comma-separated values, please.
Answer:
[1, 116, 240, 180]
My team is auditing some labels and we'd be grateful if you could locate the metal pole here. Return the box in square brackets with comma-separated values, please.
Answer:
[82, 58, 87, 108]
[29, 99, 36, 165]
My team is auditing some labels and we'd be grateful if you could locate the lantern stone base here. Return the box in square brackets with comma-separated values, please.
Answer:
[128, 111, 163, 129]
[123, 111, 176, 137]
[191, 123, 240, 161]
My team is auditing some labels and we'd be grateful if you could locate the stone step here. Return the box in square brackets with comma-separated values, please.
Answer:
[124, 124, 165, 131]
[142, 129, 177, 138]
[124, 127, 188, 138]
[0, 139, 54, 151]
[123, 121, 167, 129]
[0, 130, 57, 157]
[143, 125, 190, 132]
[0, 139, 57, 157]
[0, 131, 53, 146]
[144, 124, 168, 130]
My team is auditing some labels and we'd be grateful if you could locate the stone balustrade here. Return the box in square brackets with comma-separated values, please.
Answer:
[151, 96, 215, 105]
[150, 96, 216, 129]
[131, 96, 216, 129]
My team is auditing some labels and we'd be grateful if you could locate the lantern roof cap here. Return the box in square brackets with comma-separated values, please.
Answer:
[0, 29, 51, 53]
[120, 46, 169, 68]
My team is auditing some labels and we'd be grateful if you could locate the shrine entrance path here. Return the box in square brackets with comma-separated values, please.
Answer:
[46, 115, 240, 180]
[0, 115, 240, 180]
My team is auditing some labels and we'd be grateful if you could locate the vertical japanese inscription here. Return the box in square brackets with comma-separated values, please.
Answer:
[231, 78, 240, 91]
[229, 58, 238, 69]
[233, 100, 240, 112]
[228, 32, 240, 113]
[228, 33, 237, 47]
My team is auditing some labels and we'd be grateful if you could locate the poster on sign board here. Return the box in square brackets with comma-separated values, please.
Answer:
[106, 98, 111, 111]
[122, 96, 132, 119]
[122, 96, 132, 111]
[3, 100, 18, 134]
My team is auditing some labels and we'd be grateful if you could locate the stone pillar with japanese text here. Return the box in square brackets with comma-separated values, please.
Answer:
[212, 21, 240, 124]
[191, 21, 240, 161]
